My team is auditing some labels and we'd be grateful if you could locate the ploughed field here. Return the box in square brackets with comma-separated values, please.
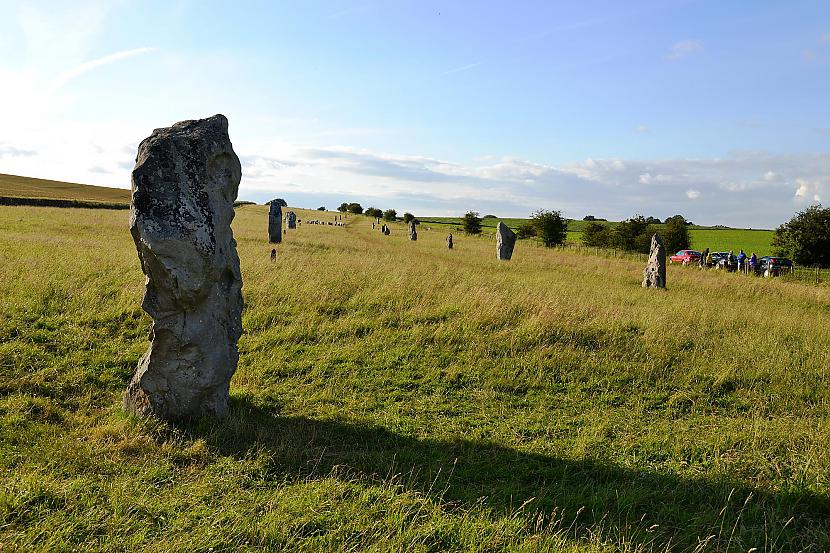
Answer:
[1, 204, 829, 552]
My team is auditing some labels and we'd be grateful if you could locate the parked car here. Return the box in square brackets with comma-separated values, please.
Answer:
[712, 252, 737, 271]
[756, 256, 793, 277]
[669, 250, 702, 265]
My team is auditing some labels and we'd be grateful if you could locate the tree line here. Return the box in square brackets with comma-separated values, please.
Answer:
[335, 199, 830, 267]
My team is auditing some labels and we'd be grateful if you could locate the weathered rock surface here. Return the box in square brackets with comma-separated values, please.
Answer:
[408, 221, 417, 241]
[125, 114, 244, 421]
[287, 211, 297, 229]
[496, 222, 516, 260]
[268, 202, 282, 243]
[642, 233, 667, 289]
[447, 234, 453, 249]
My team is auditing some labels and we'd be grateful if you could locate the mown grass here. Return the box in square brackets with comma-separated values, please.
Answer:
[1, 205, 829, 552]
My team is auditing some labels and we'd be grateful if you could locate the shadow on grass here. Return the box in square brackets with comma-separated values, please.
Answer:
[197, 397, 830, 551]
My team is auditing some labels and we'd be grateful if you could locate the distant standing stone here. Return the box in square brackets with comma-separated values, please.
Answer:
[372, 222, 375, 230]
[268, 202, 282, 243]
[447, 233, 453, 249]
[496, 221, 516, 261]
[408, 221, 417, 241]
[125, 114, 243, 421]
[642, 233, 667, 289]
[287, 211, 297, 229]
[383, 225, 390, 236]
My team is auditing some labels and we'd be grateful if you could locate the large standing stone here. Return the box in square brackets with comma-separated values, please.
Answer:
[268, 202, 282, 243]
[125, 114, 244, 421]
[496, 222, 516, 261]
[447, 233, 453, 249]
[408, 221, 417, 241]
[287, 211, 297, 229]
[642, 233, 667, 289]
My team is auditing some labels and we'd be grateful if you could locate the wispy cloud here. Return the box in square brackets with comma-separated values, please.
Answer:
[666, 40, 702, 60]
[47, 47, 156, 93]
[634, 125, 650, 134]
[440, 61, 483, 76]
[0, 144, 37, 158]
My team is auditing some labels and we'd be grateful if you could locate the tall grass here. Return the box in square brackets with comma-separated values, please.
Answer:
[1, 205, 829, 551]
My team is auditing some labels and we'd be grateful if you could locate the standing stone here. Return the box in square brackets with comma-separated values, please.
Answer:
[125, 114, 243, 421]
[287, 211, 297, 229]
[268, 202, 282, 243]
[496, 222, 516, 261]
[383, 225, 390, 236]
[642, 233, 667, 289]
[447, 234, 453, 249]
[408, 221, 417, 241]
[372, 222, 375, 230]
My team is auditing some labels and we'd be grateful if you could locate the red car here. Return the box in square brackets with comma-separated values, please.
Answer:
[670, 250, 702, 264]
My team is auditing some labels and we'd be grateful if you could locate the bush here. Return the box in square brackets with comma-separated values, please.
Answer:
[530, 210, 568, 247]
[483, 214, 497, 219]
[773, 205, 830, 267]
[462, 211, 482, 235]
[337, 202, 349, 212]
[613, 215, 652, 253]
[403, 212, 415, 224]
[515, 222, 537, 239]
[582, 222, 613, 247]
[347, 203, 363, 215]
[317, 206, 326, 211]
[365, 207, 383, 218]
[383, 209, 397, 221]
[662, 215, 691, 253]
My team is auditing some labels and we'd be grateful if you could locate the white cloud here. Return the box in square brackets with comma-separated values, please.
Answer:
[666, 40, 702, 60]
[686, 189, 701, 199]
[634, 125, 649, 134]
[794, 178, 824, 203]
[47, 47, 156, 93]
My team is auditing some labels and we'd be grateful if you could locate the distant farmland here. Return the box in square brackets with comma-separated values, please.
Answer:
[0, 173, 130, 206]
[419, 216, 777, 255]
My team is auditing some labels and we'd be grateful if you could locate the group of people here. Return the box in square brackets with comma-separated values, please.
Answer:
[697, 247, 758, 272]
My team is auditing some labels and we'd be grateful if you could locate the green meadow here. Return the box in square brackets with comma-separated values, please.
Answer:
[1, 202, 829, 552]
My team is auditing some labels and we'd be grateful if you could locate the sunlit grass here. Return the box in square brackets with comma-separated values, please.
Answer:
[1, 205, 829, 551]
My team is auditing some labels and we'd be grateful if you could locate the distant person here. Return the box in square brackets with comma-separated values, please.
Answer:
[749, 252, 757, 272]
[700, 247, 709, 268]
[270, 248, 277, 262]
[737, 250, 746, 272]
[706, 250, 713, 267]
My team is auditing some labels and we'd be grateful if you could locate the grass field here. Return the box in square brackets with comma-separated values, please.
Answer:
[419, 216, 777, 255]
[0, 173, 130, 204]
[1, 203, 829, 552]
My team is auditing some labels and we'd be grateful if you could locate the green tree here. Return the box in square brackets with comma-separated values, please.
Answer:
[662, 215, 691, 253]
[347, 202, 363, 214]
[773, 205, 830, 267]
[365, 207, 383, 218]
[530, 210, 568, 247]
[462, 211, 482, 235]
[582, 222, 612, 247]
[317, 206, 326, 211]
[515, 221, 537, 239]
[383, 208, 397, 221]
[402, 212, 415, 224]
[613, 215, 652, 253]
[337, 202, 349, 212]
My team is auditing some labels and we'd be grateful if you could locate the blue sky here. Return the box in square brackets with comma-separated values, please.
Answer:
[0, 0, 828, 226]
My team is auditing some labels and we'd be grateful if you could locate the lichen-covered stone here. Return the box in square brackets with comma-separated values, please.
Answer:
[642, 233, 667, 289]
[496, 222, 516, 260]
[125, 114, 243, 421]
[447, 233, 453, 249]
[408, 221, 417, 241]
[287, 211, 297, 229]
